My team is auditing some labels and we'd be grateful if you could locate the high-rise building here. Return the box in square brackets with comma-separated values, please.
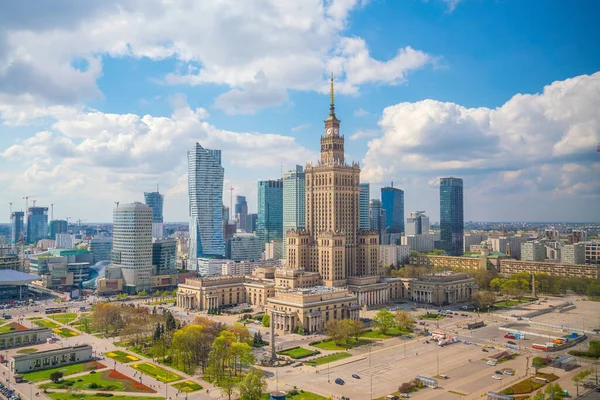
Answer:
[283, 165, 306, 259]
[381, 185, 404, 234]
[359, 183, 370, 230]
[222, 205, 230, 222]
[286, 76, 379, 285]
[246, 213, 258, 233]
[521, 242, 546, 262]
[111, 202, 153, 293]
[55, 233, 74, 249]
[90, 235, 112, 263]
[584, 242, 600, 265]
[257, 179, 283, 245]
[225, 233, 263, 262]
[152, 238, 177, 275]
[10, 211, 25, 245]
[369, 199, 386, 243]
[144, 190, 164, 238]
[49, 220, 68, 240]
[27, 207, 49, 244]
[235, 195, 248, 232]
[440, 177, 464, 256]
[188, 143, 225, 263]
[406, 211, 429, 236]
[544, 228, 560, 242]
[568, 230, 587, 244]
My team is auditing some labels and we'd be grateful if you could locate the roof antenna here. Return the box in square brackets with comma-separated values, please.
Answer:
[157, 183, 159, 193]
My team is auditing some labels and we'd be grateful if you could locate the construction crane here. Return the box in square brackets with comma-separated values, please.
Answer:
[76, 219, 87, 227]
[114, 201, 120, 208]
[9, 202, 12, 220]
[51, 203, 55, 221]
[32, 200, 37, 207]
[22, 195, 36, 212]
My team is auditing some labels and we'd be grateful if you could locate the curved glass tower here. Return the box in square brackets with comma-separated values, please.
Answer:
[440, 177, 464, 256]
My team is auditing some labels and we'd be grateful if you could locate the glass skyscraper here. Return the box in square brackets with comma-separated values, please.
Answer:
[283, 165, 305, 258]
[381, 186, 404, 234]
[234, 195, 248, 232]
[10, 211, 25, 244]
[49, 220, 68, 240]
[359, 183, 370, 230]
[257, 179, 283, 245]
[188, 143, 225, 261]
[440, 177, 464, 256]
[26, 207, 48, 244]
[144, 190, 164, 238]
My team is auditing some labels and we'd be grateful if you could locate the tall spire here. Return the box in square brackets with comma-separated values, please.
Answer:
[329, 72, 335, 117]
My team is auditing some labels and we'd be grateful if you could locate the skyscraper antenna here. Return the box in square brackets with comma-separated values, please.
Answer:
[157, 183, 159, 193]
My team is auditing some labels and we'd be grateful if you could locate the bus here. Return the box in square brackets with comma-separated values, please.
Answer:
[45, 306, 68, 314]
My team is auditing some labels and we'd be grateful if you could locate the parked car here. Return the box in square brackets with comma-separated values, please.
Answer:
[482, 348, 489, 352]
[401, 394, 410, 398]
[492, 375, 502, 380]
[335, 378, 345, 385]
[487, 360, 497, 366]
[352, 374, 361, 379]
[507, 340, 516, 345]
[503, 370, 514, 376]
[495, 370, 503, 375]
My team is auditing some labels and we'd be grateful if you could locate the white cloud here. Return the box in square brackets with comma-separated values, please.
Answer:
[353, 108, 370, 117]
[442, 0, 463, 12]
[292, 123, 311, 132]
[0, 0, 435, 118]
[350, 129, 379, 140]
[361, 72, 600, 199]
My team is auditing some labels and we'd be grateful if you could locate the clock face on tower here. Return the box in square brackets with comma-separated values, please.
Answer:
[333, 128, 339, 135]
[326, 128, 332, 136]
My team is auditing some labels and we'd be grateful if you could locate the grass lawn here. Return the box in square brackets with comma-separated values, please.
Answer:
[131, 362, 183, 383]
[277, 347, 320, 359]
[0, 322, 28, 333]
[305, 352, 351, 366]
[26, 316, 42, 320]
[259, 390, 327, 400]
[494, 298, 537, 309]
[105, 351, 141, 363]
[311, 338, 372, 351]
[49, 313, 78, 324]
[40, 369, 155, 393]
[172, 381, 203, 392]
[53, 327, 79, 337]
[32, 319, 61, 329]
[361, 327, 413, 339]
[47, 393, 163, 400]
[16, 348, 38, 354]
[70, 316, 99, 334]
[417, 313, 445, 320]
[21, 361, 106, 382]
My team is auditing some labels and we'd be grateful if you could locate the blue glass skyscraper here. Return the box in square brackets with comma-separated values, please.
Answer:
[381, 186, 404, 233]
[49, 220, 68, 240]
[188, 143, 225, 261]
[10, 211, 25, 244]
[440, 177, 464, 256]
[359, 183, 370, 230]
[257, 179, 283, 245]
[144, 189, 164, 237]
[27, 207, 48, 244]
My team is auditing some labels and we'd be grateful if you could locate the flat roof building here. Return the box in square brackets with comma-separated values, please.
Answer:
[10, 345, 92, 374]
[0, 328, 52, 350]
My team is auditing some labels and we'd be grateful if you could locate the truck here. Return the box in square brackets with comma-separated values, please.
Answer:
[532, 344, 548, 351]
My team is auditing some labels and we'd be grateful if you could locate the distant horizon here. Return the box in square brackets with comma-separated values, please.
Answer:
[1, 221, 600, 226]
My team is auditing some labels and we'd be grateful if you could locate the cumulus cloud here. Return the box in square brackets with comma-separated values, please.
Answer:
[362, 72, 600, 200]
[292, 124, 311, 132]
[0, 0, 435, 117]
[350, 129, 379, 140]
[354, 108, 370, 117]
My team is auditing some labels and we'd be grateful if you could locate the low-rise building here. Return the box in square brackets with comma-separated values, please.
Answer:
[10, 345, 93, 374]
[274, 268, 322, 289]
[584, 242, 600, 265]
[176, 275, 275, 311]
[499, 259, 600, 279]
[267, 286, 360, 334]
[409, 254, 491, 271]
[402, 234, 435, 253]
[410, 271, 478, 305]
[221, 259, 280, 276]
[379, 244, 410, 267]
[0, 328, 52, 349]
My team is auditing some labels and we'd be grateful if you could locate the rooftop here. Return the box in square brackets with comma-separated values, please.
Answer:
[0, 270, 41, 285]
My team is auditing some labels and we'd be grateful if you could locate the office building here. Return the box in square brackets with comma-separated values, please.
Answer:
[381, 185, 404, 234]
[544, 228, 560, 241]
[406, 211, 430, 236]
[568, 230, 587, 244]
[283, 165, 306, 258]
[196, 257, 229, 277]
[440, 177, 464, 256]
[369, 199, 386, 243]
[188, 143, 225, 263]
[225, 233, 263, 262]
[235, 195, 248, 232]
[221, 259, 280, 276]
[0, 254, 20, 271]
[286, 76, 379, 286]
[410, 272, 478, 305]
[257, 179, 283, 244]
[222, 205, 229, 221]
[584, 242, 600, 265]
[90, 235, 112, 263]
[144, 189, 164, 238]
[30, 249, 93, 290]
[488, 235, 529, 259]
[463, 233, 487, 253]
[264, 240, 283, 260]
[48, 220, 68, 240]
[222, 220, 236, 242]
[561, 243, 585, 265]
[27, 207, 49, 244]
[152, 238, 177, 275]
[10, 211, 25, 245]
[379, 244, 410, 267]
[112, 202, 153, 293]
[359, 183, 370, 230]
[246, 213, 258, 233]
[55, 233, 74, 249]
[521, 242, 546, 262]
[10, 345, 92, 374]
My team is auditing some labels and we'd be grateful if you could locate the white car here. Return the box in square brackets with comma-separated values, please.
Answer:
[487, 360, 498, 366]
[492, 375, 502, 380]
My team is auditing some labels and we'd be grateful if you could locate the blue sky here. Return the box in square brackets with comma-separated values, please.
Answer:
[1, 0, 599, 223]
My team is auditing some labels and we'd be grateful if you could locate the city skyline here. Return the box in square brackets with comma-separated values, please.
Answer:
[0, 1, 599, 223]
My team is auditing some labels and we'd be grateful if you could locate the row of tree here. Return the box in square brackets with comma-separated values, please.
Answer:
[373, 309, 415, 334]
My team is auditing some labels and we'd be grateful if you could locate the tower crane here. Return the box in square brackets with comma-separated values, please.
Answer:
[77, 219, 87, 227]
[51, 203, 55, 221]
[32, 200, 37, 207]
[22, 195, 36, 212]
[9, 202, 12, 220]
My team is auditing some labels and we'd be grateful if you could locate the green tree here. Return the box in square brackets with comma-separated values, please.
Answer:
[239, 368, 267, 400]
[346, 319, 363, 341]
[230, 322, 252, 343]
[572, 369, 592, 396]
[373, 309, 396, 334]
[544, 383, 564, 399]
[489, 277, 505, 292]
[216, 375, 239, 400]
[394, 310, 415, 331]
[470, 291, 496, 310]
[261, 314, 270, 327]
[165, 311, 177, 331]
[50, 371, 63, 383]
[325, 320, 345, 345]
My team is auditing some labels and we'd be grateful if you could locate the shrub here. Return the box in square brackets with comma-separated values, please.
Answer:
[90, 370, 97, 374]
[50, 371, 63, 383]
[89, 383, 99, 389]
[95, 393, 114, 397]
[289, 390, 299, 396]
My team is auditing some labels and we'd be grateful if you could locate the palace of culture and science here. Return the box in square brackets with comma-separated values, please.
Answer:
[177, 77, 477, 334]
